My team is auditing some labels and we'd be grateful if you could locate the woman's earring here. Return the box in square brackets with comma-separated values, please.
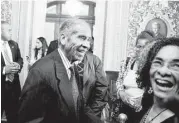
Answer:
[148, 87, 153, 94]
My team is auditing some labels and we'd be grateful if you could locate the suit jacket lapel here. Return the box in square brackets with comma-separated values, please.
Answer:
[83, 53, 92, 86]
[1, 53, 5, 67]
[8, 41, 15, 61]
[53, 50, 75, 113]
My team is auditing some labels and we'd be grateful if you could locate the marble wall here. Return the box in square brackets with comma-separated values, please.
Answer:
[1, 0, 12, 23]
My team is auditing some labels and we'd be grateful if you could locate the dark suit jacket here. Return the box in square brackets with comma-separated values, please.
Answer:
[82, 52, 108, 122]
[19, 50, 78, 123]
[19, 50, 108, 123]
[1, 40, 23, 98]
[46, 40, 108, 118]
[46, 40, 58, 55]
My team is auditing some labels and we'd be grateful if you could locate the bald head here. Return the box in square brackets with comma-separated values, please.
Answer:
[1, 21, 12, 41]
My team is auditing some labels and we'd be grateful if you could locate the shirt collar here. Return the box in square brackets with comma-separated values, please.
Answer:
[1, 40, 8, 45]
[1, 40, 8, 50]
[58, 48, 72, 70]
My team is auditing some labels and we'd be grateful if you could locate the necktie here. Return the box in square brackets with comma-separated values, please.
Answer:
[76, 61, 84, 89]
[71, 65, 84, 123]
[3, 41, 14, 82]
[70, 65, 79, 114]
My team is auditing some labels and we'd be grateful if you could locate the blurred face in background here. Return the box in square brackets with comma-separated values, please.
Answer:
[150, 45, 179, 101]
[35, 39, 42, 49]
[135, 38, 149, 57]
[1, 23, 12, 41]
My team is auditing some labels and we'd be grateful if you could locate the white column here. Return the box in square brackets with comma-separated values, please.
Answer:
[12, 0, 21, 42]
[93, 0, 106, 60]
[30, 0, 47, 57]
[12, 0, 33, 87]
[103, 0, 130, 71]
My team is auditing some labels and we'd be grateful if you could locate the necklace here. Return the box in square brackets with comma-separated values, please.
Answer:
[140, 107, 167, 123]
[140, 107, 151, 123]
[148, 108, 167, 123]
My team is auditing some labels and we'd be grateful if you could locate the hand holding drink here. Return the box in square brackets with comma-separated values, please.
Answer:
[11, 62, 20, 69]
[7, 62, 20, 74]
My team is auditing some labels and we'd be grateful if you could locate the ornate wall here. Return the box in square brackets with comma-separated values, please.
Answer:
[127, 1, 179, 57]
[1, 0, 12, 23]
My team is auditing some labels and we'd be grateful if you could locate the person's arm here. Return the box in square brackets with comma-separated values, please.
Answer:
[116, 59, 126, 98]
[47, 41, 57, 55]
[13, 41, 23, 72]
[116, 59, 137, 108]
[87, 56, 109, 117]
[1, 59, 5, 75]
[15, 42, 23, 70]
[18, 68, 53, 123]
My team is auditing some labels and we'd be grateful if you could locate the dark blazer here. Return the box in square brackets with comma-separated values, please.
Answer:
[1, 40, 23, 123]
[19, 50, 108, 123]
[1, 40, 23, 99]
[46, 40, 58, 55]
[82, 52, 108, 121]
[19, 50, 78, 123]
[45, 40, 108, 117]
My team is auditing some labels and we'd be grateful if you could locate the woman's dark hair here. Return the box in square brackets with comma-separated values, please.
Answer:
[34, 37, 48, 60]
[137, 37, 179, 109]
[136, 30, 154, 46]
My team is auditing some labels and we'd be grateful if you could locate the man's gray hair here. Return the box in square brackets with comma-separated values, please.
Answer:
[59, 18, 90, 37]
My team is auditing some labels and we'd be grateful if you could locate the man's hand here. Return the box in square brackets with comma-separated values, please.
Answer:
[5, 63, 20, 74]
[12, 62, 20, 69]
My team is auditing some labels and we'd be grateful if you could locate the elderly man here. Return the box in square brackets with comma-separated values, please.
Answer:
[1, 21, 23, 123]
[19, 18, 108, 123]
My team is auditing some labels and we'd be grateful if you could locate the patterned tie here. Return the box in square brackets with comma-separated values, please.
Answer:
[76, 61, 84, 89]
[3, 41, 14, 82]
[70, 65, 79, 114]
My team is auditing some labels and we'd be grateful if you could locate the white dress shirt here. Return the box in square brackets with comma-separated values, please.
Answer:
[1, 40, 14, 81]
[1, 41, 13, 64]
[58, 48, 72, 79]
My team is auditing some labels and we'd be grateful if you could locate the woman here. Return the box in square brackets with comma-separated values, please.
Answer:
[115, 31, 154, 122]
[137, 37, 179, 123]
[28, 37, 48, 67]
[34, 37, 48, 60]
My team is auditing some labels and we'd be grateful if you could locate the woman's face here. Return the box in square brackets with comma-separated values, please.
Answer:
[149, 45, 179, 100]
[36, 39, 42, 49]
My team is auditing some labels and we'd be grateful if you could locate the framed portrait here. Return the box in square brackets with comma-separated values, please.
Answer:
[145, 18, 167, 38]
[126, 1, 179, 57]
